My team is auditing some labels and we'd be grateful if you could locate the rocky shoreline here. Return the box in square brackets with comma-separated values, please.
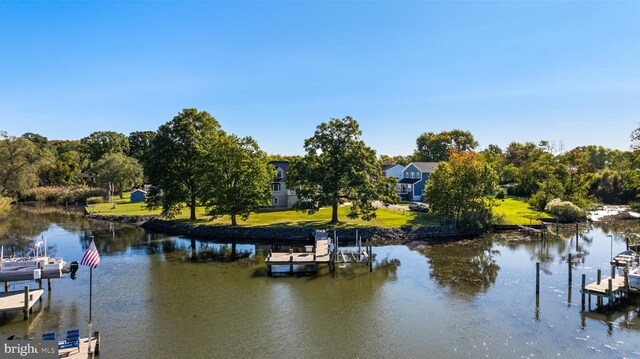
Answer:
[85, 212, 468, 245]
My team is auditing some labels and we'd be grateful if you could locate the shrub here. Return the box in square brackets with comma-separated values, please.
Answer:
[630, 201, 640, 212]
[544, 198, 586, 222]
[0, 196, 12, 215]
[20, 186, 106, 204]
[86, 196, 104, 205]
[495, 188, 506, 200]
[529, 191, 549, 211]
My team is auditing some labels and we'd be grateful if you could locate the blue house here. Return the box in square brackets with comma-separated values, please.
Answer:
[130, 189, 147, 203]
[397, 162, 438, 201]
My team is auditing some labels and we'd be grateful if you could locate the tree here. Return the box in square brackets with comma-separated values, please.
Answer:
[413, 129, 478, 162]
[0, 132, 42, 196]
[145, 109, 222, 220]
[287, 117, 399, 224]
[81, 131, 130, 162]
[92, 153, 143, 198]
[424, 151, 497, 231]
[201, 134, 272, 226]
[127, 131, 156, 164]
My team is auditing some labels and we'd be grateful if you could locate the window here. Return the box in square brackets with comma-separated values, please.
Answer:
[271, 183, 281, 192]
[272, 197, 278, 206]
[276, 168, 284, 179]
[405, 171, 409, 178]
[410, 172, 415, 179]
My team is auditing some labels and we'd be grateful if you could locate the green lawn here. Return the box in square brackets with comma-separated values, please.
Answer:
[89, 194, 547, 227]
[492, 196, 551, 225]
[89, 194, 440, 228]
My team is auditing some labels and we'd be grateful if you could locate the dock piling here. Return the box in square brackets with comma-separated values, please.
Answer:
[581, 274, 586, 311]
[568, 254, 572, 284]
[536, 262, 540, 294]
[48, 278, 51, 291]
[608, 278, 613, 305]
[23, 285, 29, 320]
[94, 331, 100, 355]
[597, 269, 601, 285]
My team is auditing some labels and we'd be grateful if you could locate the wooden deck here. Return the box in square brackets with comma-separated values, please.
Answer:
[584, 276, 626, 296]
[59, 337, 98, 359]
[266, 239, 331, 264]
[0, 288, 43, 314]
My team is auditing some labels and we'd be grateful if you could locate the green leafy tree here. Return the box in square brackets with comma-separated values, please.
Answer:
[127, 131, 156, 164]
[424, 151, 497, 231]
[413, 129, 478, 162]
[201, 134, 272, 226]
[81, 131, 130, 162]
[0, 132, 42, 196]
[288, 116, 399, 224]
[92, 153, 143, 198]
[145, 109, 222, 220]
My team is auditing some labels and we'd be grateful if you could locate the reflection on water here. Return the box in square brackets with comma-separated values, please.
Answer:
[1, 206, 640, 358]
[420, 239, 500, 298]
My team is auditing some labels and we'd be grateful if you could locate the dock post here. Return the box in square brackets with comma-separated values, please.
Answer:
[38, 279, 42, 290]
[568, 254, 572, 284]
[4, 282, 7, 292]
[575, 223, 578, 242]
[23, 285, 29, 320]
[597, 269, 601, 285]
[581, 274, 586, 311]
[94, 331, 100, 355]
[627, 237, 629, 251]
[47, 278, 51, 291]
[608, 278, 613, 306]
[611, 265, 616, 279]
[289, 255, 293, 275]
[536, 262, 540, 294]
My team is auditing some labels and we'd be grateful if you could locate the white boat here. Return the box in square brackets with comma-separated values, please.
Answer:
[611, 250, 637, 266]
[628, 262, 640, 291]
[0, 239, 70, 281]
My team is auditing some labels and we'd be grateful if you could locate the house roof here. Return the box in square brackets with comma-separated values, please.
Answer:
[131, 189, 147, 194]
[381, 163, 399, 171]
[399, 178, 421, 184]
[269, 160, 289, 172]
[411, 162, 439, 172]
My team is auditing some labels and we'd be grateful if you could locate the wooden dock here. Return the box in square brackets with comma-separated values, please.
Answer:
[266, 239, 331, 276]
[0, 286, 43, 319]
[59, 337, 98, 359]
[581, 266, 639, 311]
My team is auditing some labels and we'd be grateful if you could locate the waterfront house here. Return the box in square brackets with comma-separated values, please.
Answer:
[381, 163, 404, 179]
[397, 162, 438, 201]
[130, 189, 147, 203]
[269, 161, 298, 208]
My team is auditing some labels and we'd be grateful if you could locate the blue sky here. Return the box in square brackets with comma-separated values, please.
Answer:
[0, 1, 639, 156]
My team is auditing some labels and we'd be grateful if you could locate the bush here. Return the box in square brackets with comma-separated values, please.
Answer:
[529, 191, 548, 211]
[495, 188, 506, 200]
[630, 201, 640, 212]
[0, 196, 12, 216]
[86, 196, 104, 205]
[20, 186, 106, 204]
[544, 198, 586, 222]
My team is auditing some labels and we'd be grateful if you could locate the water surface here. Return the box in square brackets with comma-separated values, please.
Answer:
[1, 207, 639, 358]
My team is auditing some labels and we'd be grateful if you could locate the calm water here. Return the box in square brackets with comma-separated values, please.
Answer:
[1, 206, 640, 358]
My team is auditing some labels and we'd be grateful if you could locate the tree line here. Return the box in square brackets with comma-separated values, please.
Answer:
[2, 109, 640, 227]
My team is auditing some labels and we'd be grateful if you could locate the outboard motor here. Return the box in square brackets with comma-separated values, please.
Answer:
[69, 261, 79, 280]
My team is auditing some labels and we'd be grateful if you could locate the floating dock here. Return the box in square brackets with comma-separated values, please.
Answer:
[0, 286, 43, 320]
[265, 230, 373, 276]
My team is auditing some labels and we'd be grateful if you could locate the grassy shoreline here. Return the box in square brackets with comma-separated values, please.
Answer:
[88, 195, 547, 227]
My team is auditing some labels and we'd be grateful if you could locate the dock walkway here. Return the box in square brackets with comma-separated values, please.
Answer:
[0, 287, 43, 319]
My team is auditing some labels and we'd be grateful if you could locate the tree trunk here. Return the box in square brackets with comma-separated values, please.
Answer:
[231, 214, 237, 226]
[330, 202, 339, 224]
[119, 191, 123, 199]
[190, 195, 196, 220]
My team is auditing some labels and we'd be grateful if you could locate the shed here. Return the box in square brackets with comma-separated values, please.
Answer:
[130, 189, 147, 203]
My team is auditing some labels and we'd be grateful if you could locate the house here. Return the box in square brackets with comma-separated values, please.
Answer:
[397, 162, 438, 201]
[381, 163, 404, 179]
[269, 161, 298, 208]
[130, 189, 147, 203]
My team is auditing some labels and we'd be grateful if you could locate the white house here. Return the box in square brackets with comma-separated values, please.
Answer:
[381, 163, 404, 179]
